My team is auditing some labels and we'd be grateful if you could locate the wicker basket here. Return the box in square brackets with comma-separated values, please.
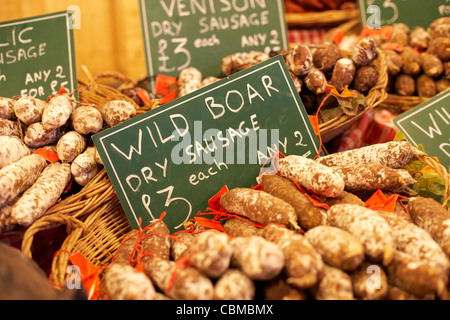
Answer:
[78, 67, 159, 114]
[286, 9, 360, 28]
[323, 16, 362, 43]
[19, 75, 157, 287]
[317, 17, 389, 142]
[381, 94, 430, 111]
[318, 47, 388, 143]
[412, 149, 450, 210]
[21, 170, 132, 287]
[325, 19, 444, 112]
[319, 49, 388, 142]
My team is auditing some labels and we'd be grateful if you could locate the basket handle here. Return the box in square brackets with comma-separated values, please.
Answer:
[412, 148, 450, 210]
[21, 214, 87, 259]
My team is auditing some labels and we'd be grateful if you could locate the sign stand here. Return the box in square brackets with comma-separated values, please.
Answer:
[0, 11, 77, 100]
[93, 55, 321, 233]
[139, 0, 288, 93]
[393, 89, 450, 169]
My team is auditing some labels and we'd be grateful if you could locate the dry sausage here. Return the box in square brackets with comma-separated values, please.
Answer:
[278, 155, 345, 198]
[333, 164, 413, 193]
[261, 174, 328, 231]
[311, 265, 354, 300]
[214, 269, 255, 300]
[170, 231, 195, 261]
[0, 97, 16, 120]
[305, 225, 364, 271]
[11, 162, 71, 227]
[139, 220, 172, 265]
[324, 190, 365, 207]
[330, 58, 356, 92]
[24, 123, 63, 148]
[13, 96, 46, 125]
[352, 37, 377, 67]
[351, 262, 389, 300]
[42, 94, 76, 131]
[182, 230, 232, 279]
[386, 250, 448, 299]
[0, 136, 31, 169]
[316, 141, 414, 169]
[377, 210, 450, 273]
[220, 188, 299, 229]
[0, 119, 20, 137]
[230, 235, 284, 281]
[71, 147, 99, 186]
[0, 154, 47, 208]
[327, 204, 395, 266]
[70, 105, 103, 135]
[144, 257, 214, 300]
[101, 100, 136, 128]
[261, 224, 324, 289]
[286, 44, 313, 76]
[102, 263, 155, 300]
[223, 217, 262, 237]
[56, 131, 87, 162]
[304, 68, 327, 95]
[407, 196, 450, 259]
[176, 67, 202, 98]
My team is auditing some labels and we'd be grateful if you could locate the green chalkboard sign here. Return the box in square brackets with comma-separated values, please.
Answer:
[139, 0, 288, 92]
[0, 11, 77, 100]
[393, 89, 450, 169]
[358, 0, 450, 29]
[93, 55, 321, 233]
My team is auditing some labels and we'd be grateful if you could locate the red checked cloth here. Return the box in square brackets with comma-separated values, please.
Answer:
[288, 29, 328, 45]
[334, 109, 398, 153]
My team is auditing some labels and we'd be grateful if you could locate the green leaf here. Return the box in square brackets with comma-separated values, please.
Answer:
[335, 92, 366, 116]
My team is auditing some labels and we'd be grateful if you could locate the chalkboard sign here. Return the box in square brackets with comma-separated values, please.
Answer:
[358, 0, 450, 29]
[0, 11, 77, 100]
[393, 89, 450, 169]
[93, 55, 321, 233]
[139, 0, 288, 92]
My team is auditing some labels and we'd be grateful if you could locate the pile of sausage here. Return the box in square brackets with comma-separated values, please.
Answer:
[376, 18, 449, 98]
[0, 93, 138, 233]
[284, 36, 380, 122]
[177, 36, 381, 125]
[101, 141, 450, 300]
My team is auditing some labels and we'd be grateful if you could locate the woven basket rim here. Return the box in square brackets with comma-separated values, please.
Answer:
[286, 9, 360, 28]
[48, 196, 131, 287]
[20, 168, 117, 258]
[382, 93, 430, 107]
[323, 17, 362, 43]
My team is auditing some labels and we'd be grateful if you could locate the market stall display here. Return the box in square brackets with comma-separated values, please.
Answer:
[1, 0, 450, 304]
